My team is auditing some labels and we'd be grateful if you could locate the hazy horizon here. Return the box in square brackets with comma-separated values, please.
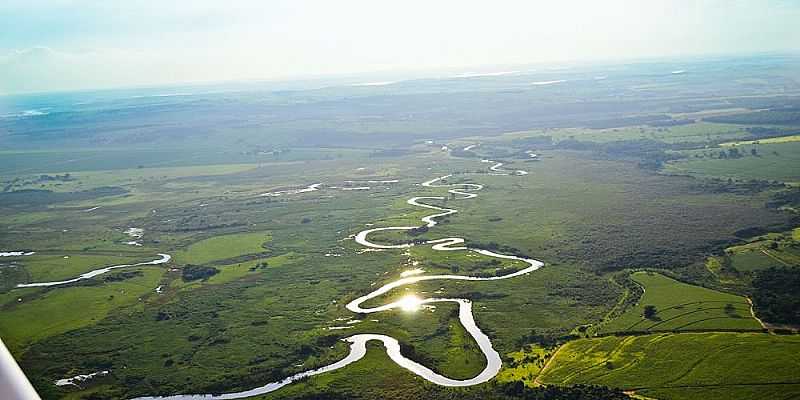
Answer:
[3, 0, 800, 95]
[4, 51, 795, 98]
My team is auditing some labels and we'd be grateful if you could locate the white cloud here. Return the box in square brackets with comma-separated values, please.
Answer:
[1, 0, 799, 93]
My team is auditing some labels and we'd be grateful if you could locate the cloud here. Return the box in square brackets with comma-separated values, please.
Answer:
[1, 0, 799, 94]
[0, 47, 154, 93]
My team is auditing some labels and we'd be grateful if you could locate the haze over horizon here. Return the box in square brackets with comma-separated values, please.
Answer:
[2, 0, 800, 94]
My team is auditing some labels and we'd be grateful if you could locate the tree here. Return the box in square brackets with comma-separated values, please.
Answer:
[752, 267, 800, 325]
[181, 264, 219, 282]
[643, 305, 658, 320]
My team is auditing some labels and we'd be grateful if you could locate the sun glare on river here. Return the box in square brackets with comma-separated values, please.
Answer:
[397, 295, 422, 312]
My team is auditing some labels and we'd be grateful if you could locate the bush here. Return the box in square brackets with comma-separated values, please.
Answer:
[643, 305, 658, 320]
[181, 264, 219, 282]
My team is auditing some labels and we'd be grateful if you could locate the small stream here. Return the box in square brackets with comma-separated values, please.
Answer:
[132, 159, 544, 399]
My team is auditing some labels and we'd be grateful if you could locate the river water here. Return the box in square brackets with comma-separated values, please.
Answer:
[131, 159, 543, 399]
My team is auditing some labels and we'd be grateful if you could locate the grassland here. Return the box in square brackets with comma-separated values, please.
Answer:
[0, 268, 164, 354]
[664, 141, 800, 184]
[430, 152, 786, 272]
[599, 272, 761, 334]
[0, 147, 374, 176]
[730, 250, 786, 271]
[723, 229, 800, 272]
[720, 133, 800, 146]
[1, 150, 623, 399]
[2, 164, 260, 193]
[172, 231, 273, 265]
[496, 345, 555, 385]
[537, 333, 800, 400]
[2, 57, 800, 400]
[499, 122, 752, 145]
[10, 253, 154, 282]
[0, 140, 795, 399]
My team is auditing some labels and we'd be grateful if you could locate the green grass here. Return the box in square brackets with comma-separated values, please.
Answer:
[4, 70, 800, 400]
[0, 267, 164, 354]
[722, 229, 800, 272]
[729, 250, 785, 272]
[600, 272, 761, 333]
[664, 141, 800, 183]
[257, 341, 432, 400]
[537, 332, 800, 400]
[720, 133, 800, 146]
[3, 164, 260, 193]
[500, 122, 750, 144]
[496, 344, 555, 385]
[0, 147, 372, 176]
[12, 151, 626, 399]
[14, 253, 153, 282]
[172, 231, 273, 265]
[173, 253, 301, 291]
[2, 147, 794, 399]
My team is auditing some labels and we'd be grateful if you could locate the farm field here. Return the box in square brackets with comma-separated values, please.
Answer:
[724, 229, 800, 272]
[537, 333, 800, 400]
[171, 231, 273, 265]
[720, 133, 800, 146]
[664, 141, 800, 184]
[599, 272, 762, 334]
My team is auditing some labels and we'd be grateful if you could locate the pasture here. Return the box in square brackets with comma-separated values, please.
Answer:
[8, 253, 152, 282]
[599, 272, 762, 334]
[0, 268, 164, 354]
[537, 332, 800, 400]
[172, 231, 273, 265]
[724, 229, 800, 272]
[664, 141, 800, 184]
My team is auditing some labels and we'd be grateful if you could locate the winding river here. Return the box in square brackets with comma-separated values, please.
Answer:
[132, 159, 544, 399]
[15, 254, 172, 288]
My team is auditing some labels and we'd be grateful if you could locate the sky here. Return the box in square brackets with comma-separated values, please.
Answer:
[1, 0, 799, 94]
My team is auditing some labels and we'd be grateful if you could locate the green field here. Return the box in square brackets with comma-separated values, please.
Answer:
[723, 229, 800, 272]
[501, 122, 752, 144]
[537, 333, 800, 400]
[720, 133, 800, 146]
[172, 231, 273, 265]
[729, 250, 786, 272]
[3, 55, 800, 400]
[664, 141, 800, 183]
[12, 253, 153, 282]
[1, 164, 260, 193]
[0, 268, 164, 353]
[599, 272, 762, 333]
[496, 344, 555, 385]
[0, 127, 797, 399]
